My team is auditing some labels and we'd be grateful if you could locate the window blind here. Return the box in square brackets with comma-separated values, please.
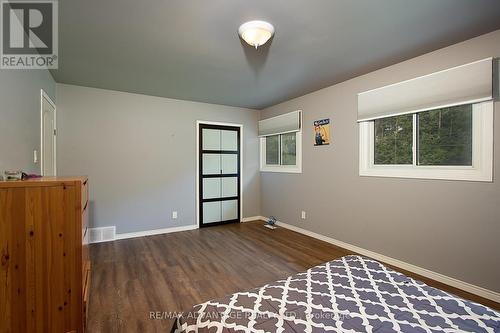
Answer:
[357, 58, 493, 122]
[258, 110, 301, 137]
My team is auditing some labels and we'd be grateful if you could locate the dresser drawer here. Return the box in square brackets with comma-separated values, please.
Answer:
[82, 263, 91, 332]
[82, 206, 89, 241]
[82, 179, 88, 211]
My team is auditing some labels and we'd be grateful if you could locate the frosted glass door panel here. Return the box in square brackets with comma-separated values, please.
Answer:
[221, 154, 238, 174]
[221, 130, 238, 151]
[222, 200, 238, 220]
[202, 129, 221, 150]
[203, 201, 221, 223]
[203, 178, 221, 199]
[203, 154, 221, 175]
[222, 177, 238, 197]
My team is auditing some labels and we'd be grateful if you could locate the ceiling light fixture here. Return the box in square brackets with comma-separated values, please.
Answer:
[238, 20, 275, 49]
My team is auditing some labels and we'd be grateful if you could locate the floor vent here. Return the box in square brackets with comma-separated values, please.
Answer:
[89, 226, 116, 243]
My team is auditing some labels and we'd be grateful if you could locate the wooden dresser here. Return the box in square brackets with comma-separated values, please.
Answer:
[0, 177, 90, 333]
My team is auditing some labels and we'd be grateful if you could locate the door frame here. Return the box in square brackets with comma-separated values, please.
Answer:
[40, 89, 57, 176]
[196, 120, 243, 228]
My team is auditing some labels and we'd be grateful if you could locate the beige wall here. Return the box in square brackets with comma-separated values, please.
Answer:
[57, 84, 261, 233]
[260, 30, 500, 292]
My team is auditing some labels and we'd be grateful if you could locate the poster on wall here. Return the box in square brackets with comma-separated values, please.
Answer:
[313, 118, 330, 146]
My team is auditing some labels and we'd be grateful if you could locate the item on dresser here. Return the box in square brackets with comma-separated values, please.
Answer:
[3, 170, 23, 181]
[0, 177, 91, 333]
[22, 173, 43, 180]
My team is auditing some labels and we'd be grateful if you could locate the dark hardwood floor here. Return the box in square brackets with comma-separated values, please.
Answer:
[88, 221, 499, 332]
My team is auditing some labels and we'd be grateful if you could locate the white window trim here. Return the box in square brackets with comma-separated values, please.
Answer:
[260, 130, 302, 173]
[359, 101, 493, 182]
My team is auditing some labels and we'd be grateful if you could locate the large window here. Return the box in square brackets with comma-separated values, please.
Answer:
[260, 132, 302, 172]
[373, 104, 474, 166]
[360, 102, 493, 181]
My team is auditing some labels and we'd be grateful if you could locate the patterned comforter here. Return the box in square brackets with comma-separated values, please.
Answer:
[172, 255, 500, 332]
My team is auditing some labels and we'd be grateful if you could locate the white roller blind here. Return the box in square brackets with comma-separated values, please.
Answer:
[258, 110, 301, 137]
[357, 58, 493, 122]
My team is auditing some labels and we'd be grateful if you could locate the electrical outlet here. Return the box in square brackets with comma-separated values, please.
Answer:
[172, 211, 178, 219]
[301, 211, 306, 219]
[33, 150, 38, 164]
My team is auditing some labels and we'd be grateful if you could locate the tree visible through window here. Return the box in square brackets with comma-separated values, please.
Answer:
[360, 101, 492, 182]
[373, 104, 473, 166]
[374, 114, 413, 164]
[265, 135, 279, 165]
[418, 105, 472, 166]
[263, 132, 299, 168]
[281, 133, 296, 165]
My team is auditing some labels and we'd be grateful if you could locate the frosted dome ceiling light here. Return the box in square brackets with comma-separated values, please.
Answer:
[238, 20, 275, 49]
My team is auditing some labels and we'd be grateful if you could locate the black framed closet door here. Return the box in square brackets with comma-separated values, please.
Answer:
[199, 124, 241, 227]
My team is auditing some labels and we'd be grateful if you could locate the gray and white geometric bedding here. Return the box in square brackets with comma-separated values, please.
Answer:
[172, 255, 500, 333]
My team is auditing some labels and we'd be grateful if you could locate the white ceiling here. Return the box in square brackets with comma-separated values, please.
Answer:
[51, 0, 500, 109]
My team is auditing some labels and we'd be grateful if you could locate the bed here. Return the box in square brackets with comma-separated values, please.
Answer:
[171, 255, 500, 332]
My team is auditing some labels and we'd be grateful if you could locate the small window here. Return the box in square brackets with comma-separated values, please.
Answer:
[359, 101, 493, 181]
[261, 132, 302, 173]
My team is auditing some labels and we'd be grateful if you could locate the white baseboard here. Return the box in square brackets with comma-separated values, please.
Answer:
[115, 224, 198, 241]
[91, 216, 266, 243]
[241, 216, 267, 222]
[273, 219, 500, 303]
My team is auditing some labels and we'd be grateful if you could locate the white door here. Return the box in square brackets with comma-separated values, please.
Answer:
[41, 91, 56, 176]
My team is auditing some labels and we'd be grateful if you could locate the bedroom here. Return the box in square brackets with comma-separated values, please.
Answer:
[0, 0, 499, 332]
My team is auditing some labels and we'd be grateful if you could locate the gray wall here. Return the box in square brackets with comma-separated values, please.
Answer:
[57, 84, 260, 234]
[0, 70, 56, 174]
[260, 30, 500, 292]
